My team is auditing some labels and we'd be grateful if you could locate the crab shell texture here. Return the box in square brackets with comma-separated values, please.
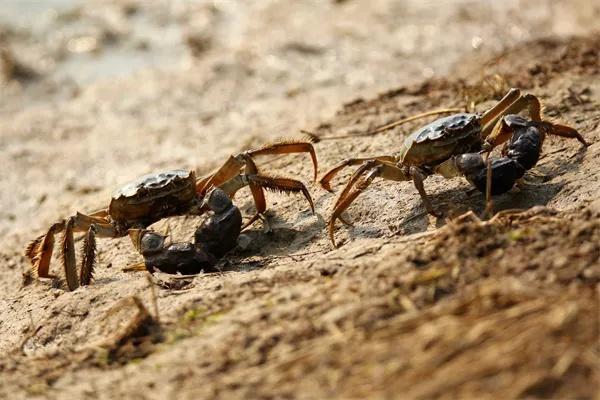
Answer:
[399, 113, 483, 166]
[109, 169, 198, 225]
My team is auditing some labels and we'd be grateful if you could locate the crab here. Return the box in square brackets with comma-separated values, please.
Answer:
[25, 140, 318, 290]
[320, 88, 588, 247]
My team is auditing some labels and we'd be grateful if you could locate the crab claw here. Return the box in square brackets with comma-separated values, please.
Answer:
[201, 187, 234, 213]
[128, 229, 166, 255]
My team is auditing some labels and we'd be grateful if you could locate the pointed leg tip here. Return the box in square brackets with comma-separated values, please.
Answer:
[328, 220, 339, 248]
[329, 235, 338, 248]
[302, 192, 316, 215]
[320, 182, 334, 193]
[429, 210, 443, 219]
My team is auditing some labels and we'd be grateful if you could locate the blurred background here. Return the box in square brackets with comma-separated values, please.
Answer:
[1, 0, 598, 112]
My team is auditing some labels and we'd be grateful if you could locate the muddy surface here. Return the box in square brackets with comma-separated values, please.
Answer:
[1, 1, 599, 399]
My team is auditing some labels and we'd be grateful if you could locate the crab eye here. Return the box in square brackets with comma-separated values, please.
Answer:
[141, 232, 165, 253]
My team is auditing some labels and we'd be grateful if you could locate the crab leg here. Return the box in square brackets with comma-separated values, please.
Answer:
[319, 156, 396, 192]
[26, 212, 117, 290]
[246, 175, 314, 212]
[217, 173, 314, 229]
[246, 140, 318, 182]
[80, 226, 97, 285]
[329, 169, 379, 246]
[196, 156, 245, 194]
[241, 196, 268, 228]
[244, 175, 315, 229]
[87, 208, 110, 218]
[71, 214, 118, 287]
[60, 218, 79, 290]
[409, 167, 440, 216]
[25, 221, 65, 278]
[327, 158, 400, 226]
[197, 140, 318, 194]
[238, 154, 268, 229]
[543, 123, 588, 146]
[328, 162, 412, 247]
[72, 212, 115, 235]
[480, 88, 521, 128]
[332, 160, 386, 211]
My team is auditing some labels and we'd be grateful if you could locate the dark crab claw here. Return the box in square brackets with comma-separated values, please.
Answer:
[128, 229, 166, 255]
[201, 187, 234, 214]
[455, 153, 485, 176]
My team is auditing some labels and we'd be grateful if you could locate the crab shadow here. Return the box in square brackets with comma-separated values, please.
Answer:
[211, 210, 327, 273]
[398, 182, 567, 238]
[399, 146, 588, 236]
[534, 145, 588, 177]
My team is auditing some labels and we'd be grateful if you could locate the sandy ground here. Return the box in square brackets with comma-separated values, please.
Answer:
[0, 1, 599, 399]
